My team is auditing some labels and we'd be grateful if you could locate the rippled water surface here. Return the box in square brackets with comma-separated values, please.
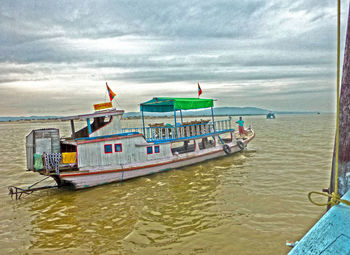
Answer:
[0, 115, 334, 254]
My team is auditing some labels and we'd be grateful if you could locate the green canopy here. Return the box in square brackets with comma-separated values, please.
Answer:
[140, 97, 214, 112]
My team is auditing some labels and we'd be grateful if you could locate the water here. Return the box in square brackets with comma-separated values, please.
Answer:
[0, 114, 334, 254]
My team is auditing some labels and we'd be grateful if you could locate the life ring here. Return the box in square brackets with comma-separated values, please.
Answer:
[223, 144, 231, 155]
[237, 140, 245, 150]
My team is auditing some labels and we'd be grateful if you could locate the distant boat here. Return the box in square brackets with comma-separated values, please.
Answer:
[266, 112, 276, 119]
[23, 97, 255, 190]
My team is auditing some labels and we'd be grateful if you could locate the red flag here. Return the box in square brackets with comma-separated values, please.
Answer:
[198, 83, 202, 97]
[106, 82, 116, 101]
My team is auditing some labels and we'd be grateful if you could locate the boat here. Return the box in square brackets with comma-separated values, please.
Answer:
[24, 97, 255, 189]
[266, 112, 276, 119]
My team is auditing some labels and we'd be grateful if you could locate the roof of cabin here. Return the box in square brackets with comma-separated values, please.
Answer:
[60, 109, 124, 121]
[140, 97, 214, 112]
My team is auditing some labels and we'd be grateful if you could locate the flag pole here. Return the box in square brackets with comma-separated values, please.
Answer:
[105, 87, 107, 102]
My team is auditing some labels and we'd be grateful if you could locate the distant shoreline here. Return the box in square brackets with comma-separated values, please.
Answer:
[0, 112, 327, 123]
[0, 106, 326, 123]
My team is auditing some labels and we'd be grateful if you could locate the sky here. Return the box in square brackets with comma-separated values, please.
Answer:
[0, 0, 348, 116]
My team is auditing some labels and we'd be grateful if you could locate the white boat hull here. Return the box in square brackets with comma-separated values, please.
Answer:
[59, 131, 255, 189]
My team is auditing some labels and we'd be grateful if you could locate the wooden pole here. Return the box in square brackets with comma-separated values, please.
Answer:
[70, 120, 75, 139]
[330, 2, 350, 197]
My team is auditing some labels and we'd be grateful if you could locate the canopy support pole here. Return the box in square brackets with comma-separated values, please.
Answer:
[141, 107, 146, 137]
[180, 110, 183, 123]
[211, 107, 216, 132]
[174, 108, 178, 138]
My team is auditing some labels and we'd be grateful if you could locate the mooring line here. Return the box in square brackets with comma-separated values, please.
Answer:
[27, 176, 51, 189]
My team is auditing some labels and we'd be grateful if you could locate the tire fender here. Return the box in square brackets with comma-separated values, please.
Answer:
[237, 140, 245, 150]
[223, 144, 231, 155]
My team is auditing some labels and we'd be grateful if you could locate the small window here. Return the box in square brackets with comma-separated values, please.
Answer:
[104, 144, 112, 154]
[115, 143, 122, 152]
[154, 145, 160, 153]
[147, 146, 153, 154]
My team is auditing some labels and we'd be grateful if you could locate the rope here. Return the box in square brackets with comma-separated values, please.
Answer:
[28, 176, 50, 189]
[308, 0, 350, 208]
[335, 0, 341, 197]
[114, 97, 124, 109]
[308, 191, 350, 207]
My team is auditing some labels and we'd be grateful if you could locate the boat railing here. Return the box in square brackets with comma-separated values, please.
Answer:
[122, 118, 233, 142]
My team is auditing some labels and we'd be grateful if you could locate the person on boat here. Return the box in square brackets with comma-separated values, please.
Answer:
[236, 117, 246, 135]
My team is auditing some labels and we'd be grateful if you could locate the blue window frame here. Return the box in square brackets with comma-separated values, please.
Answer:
[104, 144, 112, 154]
[115, 143, 122, 152]
[154, 145, 160, 153]
[147, 146, 153, 154]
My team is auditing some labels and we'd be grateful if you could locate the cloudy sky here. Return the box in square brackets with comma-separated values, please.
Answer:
[0, 0, 348, 116]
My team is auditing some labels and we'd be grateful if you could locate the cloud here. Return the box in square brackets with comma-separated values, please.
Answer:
[0, 0, 345, 115]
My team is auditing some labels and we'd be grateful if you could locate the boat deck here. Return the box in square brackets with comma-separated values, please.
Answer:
[122, 118, 234, 143]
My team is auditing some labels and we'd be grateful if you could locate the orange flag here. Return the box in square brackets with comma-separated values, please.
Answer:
[106, 82, 116, 101]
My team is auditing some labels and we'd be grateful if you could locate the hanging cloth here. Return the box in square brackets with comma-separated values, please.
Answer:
[34, 153, 43, 170]
[44, 153, 62, 174]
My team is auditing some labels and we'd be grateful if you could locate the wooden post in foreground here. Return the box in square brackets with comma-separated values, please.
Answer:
[330, 3, 350, 197]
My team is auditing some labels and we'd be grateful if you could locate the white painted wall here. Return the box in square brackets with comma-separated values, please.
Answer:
[77, 136, 172, 168]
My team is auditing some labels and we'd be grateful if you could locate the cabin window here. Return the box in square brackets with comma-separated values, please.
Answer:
[199, 137, 216, 150]
[147, 146, 153, 154]
[115, 143, 122, 152]
[154, 145, 160, 153]
[171, 140, 195, 155]
[221, 132, 232, 143]
[74, 116, 113, 139]
[104, 144, 113, 154]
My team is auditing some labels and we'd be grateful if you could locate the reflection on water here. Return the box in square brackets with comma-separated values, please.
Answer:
[28, 161, 223, 254]
[0, 115, 334, 254]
